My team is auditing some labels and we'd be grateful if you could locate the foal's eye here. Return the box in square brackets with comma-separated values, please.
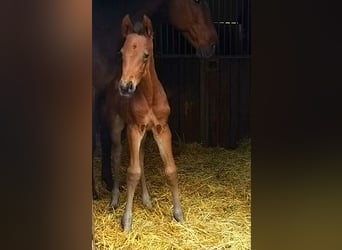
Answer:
[193, 0, 201, 3]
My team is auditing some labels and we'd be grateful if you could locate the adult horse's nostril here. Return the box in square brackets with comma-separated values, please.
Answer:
[211, 43, 216, 52]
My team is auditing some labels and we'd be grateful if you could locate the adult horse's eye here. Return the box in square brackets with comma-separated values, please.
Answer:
[193, 0, 201, 3]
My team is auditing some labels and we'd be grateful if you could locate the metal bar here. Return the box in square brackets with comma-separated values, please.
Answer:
[241, 0, 245, 54]
[177, 28, 181, 54]
[172, 26, 175, 54]
[200, 59, 209, 146]
[166, 24, 169, 54]
[223, 0, 226, 55]
[235, 0, 239, 55]
[218, 0, 221, 55]
[209, 0, 215, 22]
[229, 0, 233, 55]
[247, 0, 250, 54]
[184, 25, 187, 54]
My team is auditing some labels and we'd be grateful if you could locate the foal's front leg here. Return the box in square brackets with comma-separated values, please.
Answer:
[152, 124, 184, 223]
[122, 124, 145, 231]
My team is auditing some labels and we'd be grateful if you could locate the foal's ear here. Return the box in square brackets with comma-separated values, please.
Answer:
[121, 14, 133, 38]
[142, 15, 153, 38]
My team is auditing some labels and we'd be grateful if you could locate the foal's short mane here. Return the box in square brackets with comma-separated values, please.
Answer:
[133, 22, 145, 35]
[132, 20, 153, 38]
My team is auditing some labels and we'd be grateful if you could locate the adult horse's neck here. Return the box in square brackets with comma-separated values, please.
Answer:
[130, 0, 169, 24]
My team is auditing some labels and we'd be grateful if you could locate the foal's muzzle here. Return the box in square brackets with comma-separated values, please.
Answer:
[119, 81, 136, 97]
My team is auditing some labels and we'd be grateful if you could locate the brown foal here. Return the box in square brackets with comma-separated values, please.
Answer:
[105, 14, 184, 231]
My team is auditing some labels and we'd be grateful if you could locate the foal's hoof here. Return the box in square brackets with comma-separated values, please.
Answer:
[121, 215, 132, 232]
[142, 195, 153, 210]
[110, 191, 120, 209]
[110, 198, 119, 209]
[173, 208, 184, 223]
[143, 200, 153, 210]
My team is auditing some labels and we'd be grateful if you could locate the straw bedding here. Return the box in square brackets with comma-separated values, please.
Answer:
[93, 135, 251, 250]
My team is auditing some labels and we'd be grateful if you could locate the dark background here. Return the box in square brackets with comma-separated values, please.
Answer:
[1, 0, 341, 249]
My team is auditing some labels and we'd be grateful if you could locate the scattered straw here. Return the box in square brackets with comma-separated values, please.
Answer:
[93, 135, 250, 250]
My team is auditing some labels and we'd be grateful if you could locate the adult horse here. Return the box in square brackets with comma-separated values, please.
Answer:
[92, 0, 218, 199]
[106, 14, 183, 231]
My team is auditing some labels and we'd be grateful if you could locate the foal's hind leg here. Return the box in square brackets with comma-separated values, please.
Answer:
[109, 115, 124, 209]
[152, 124, 184, 222]
[139, 135, 152, 209]
[100, 124, 113, 191]
[98, 92, 114, 191]
[122, 124, 146, 231]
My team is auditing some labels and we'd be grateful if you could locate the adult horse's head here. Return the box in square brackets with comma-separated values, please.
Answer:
[168, 0, 218, 58]
[118, 14, 154, 97]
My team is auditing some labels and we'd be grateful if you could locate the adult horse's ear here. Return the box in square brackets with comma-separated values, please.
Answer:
[122, 14, 133, 38]
[142, 15, 153, 38]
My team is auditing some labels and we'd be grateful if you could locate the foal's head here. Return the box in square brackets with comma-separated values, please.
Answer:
[118, 15, 154, 97]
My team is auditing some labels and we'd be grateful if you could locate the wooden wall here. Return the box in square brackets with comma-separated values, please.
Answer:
[155, 57, 250, 149]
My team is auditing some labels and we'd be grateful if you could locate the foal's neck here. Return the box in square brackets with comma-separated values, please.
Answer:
[139, 57, 159, 106]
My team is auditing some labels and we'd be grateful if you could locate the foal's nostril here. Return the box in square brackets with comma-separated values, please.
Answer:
[127, 82, 134, 92]
[119, 84, 126, 92]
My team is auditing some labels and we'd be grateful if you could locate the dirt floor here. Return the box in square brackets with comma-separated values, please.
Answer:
[92, 135, 250, 250]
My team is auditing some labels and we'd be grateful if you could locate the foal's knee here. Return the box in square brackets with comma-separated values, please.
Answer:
[165, 166, 177, 180]
[127, 165, 142, 183]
